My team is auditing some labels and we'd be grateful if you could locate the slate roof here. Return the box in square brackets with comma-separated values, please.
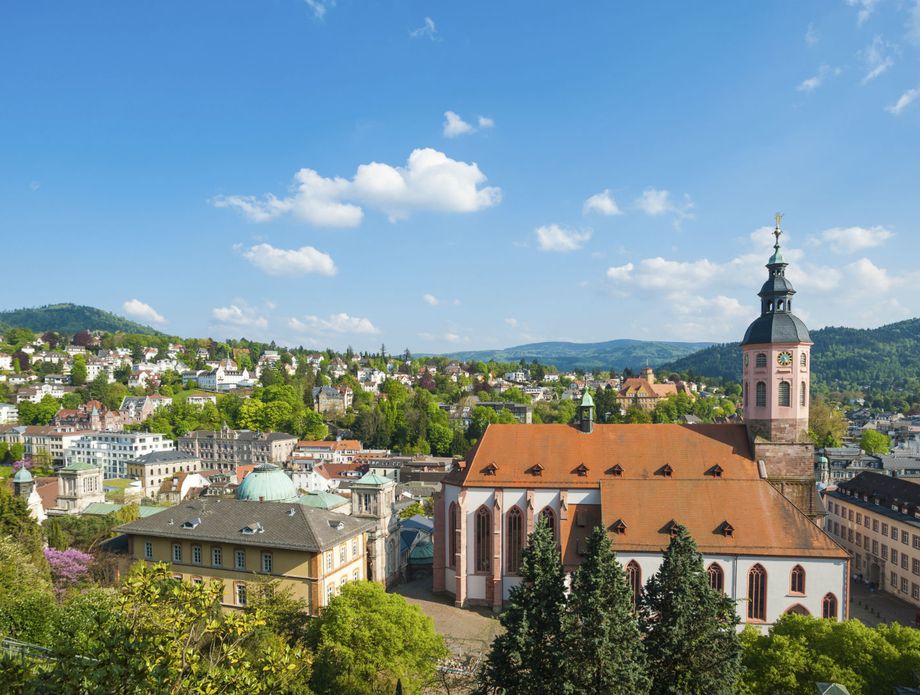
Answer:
[454, 423, 759, 488]
[118, 498, 373, 552]
[837, 471, 920, 510]
[135, 450, 200, 466]
[741, 311, 811, 346]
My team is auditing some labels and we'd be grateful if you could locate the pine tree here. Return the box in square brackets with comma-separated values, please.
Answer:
[565, 527, 650, 694]
[639, 525, 742, 695]
[480, 517, 569, 694]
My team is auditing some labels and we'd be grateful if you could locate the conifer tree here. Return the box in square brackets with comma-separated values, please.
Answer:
[639, 525, 742, 695]
[565, 527, 650, 694]
[480, 517, 569, 694]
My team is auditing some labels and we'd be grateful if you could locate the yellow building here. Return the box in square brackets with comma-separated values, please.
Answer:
[119, 497, 373, 614]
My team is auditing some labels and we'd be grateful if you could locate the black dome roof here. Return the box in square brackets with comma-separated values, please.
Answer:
[741, 312, 811, 346]
[759, 274, 795, 297]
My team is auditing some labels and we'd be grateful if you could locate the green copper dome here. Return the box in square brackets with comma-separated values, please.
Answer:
[580, 388, 595, 409]
[12, 467, 33, 483]
[236, 463, 298, 502]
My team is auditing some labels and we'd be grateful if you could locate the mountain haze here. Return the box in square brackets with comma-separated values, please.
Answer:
[440, 339, 715, 372]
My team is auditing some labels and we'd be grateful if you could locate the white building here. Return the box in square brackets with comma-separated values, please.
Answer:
[66, 432, 175, 479]
[0, 403, 18, 425]
[0, 352, 13, 371]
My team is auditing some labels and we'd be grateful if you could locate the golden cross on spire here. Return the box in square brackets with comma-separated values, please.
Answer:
[773, 212, 783, 245]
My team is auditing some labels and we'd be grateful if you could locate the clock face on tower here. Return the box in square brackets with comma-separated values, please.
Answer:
[777, 351, 793, 367]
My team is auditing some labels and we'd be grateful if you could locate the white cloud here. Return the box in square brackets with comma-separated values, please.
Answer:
[29, 181, 40, 191]
[634, 188, 694, 227]
[423, 293, 439, 306]
[846, 257, 893, 292]
[886, 88, 920, 115]
[123, 299, 166, 325]
[811, 225, 893, 253]
[910, 1, 920, 45]
[805, 23, 819, 46]
[583, 189, 623, 216]
[443, 111, 474, 138]
[212, 304, 268, 329]
[504, 318, 518, 328]
[477, 116, 495, 129]
[238, 243, 336, 276]
[213, 148, 501, 226]
[410, 16, 437, 40]
[846, 0, 880, 26]
[304, 0, 334, 19]
[534, 224, 592, 252]
[606, 262, 634, 281]
[860, 36, 894, 84]
[289, 313, 379, 335]
[797, 64, 832, 92]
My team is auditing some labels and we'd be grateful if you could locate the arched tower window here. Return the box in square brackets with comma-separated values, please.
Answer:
[448, 502, 459, 569]
[800, 353, 806, 367]
[778, 381, 791, 407]
[800, 381, 807, 407]
[748, 564, 767, 621]
[755, 353, 767, 368]
[790, 565, 805, 594]
[626, 560, 642, 609]
[474, 506, 491, 573]
[755, 382, 767, 407]
[506, 507, 524, 575]
[778, 300, 785, 311]
[539, 507, 556, 542]
[822, 593, 838, 620]
[707, 563, 724, 593]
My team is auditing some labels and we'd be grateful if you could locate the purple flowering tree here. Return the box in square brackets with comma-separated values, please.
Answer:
[44, 547, 94, 595]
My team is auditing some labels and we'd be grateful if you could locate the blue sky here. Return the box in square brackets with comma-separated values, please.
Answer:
[2, 1, 919, 352]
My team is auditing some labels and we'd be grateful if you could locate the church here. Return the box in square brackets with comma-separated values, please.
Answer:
[433, 218, 849, 627]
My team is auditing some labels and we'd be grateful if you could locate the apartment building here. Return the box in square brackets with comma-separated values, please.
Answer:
[127, 450, 203, 499]
[178, 426, 296, 472]
[66, 432, 175, 479]
[824, 471, 920, 608]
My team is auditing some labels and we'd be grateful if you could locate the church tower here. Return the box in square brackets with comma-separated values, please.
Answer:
[741, 216, 818, 516]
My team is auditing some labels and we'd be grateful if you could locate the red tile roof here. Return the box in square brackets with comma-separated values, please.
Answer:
[458, 424, 758, 487]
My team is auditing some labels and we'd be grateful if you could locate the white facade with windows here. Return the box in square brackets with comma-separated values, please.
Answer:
[65, 431, 175, 479]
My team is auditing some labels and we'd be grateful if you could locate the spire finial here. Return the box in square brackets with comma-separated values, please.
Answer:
[773, 212, 783, 247]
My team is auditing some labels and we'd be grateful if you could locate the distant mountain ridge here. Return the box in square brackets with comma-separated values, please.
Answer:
[439, 338, 715, 372]
[0, 303, 162, 336]
[660, 317, 920, 390]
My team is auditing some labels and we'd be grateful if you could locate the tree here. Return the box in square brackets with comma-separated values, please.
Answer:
[45, 563, 312, 694]
[70, 355, 88, 386]
[859, 428, 890, 455]
[398, 501, 426, 520]
[639, 525, 741, 695]
[309, 581, 446, 694]
[44, 547, 94, 596]
[625, 405, 653, 424]
[481, 518, 569, 694]
[17, 394, 61, 425]
[0, 535, 56, 645]
[301, 408, 329, 440]
[739, 614, 920, 695]
[565, 527, 650, 694]
[809, 398, 847, 448]
[9, 442, 24, 461]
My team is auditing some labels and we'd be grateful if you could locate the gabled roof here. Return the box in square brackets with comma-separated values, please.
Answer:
[118, 498, 373, 552]
[456, 423, 758, 487]
[599, 479, 846, 558]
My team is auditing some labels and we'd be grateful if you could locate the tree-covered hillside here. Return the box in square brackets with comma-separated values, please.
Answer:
[0, 303, 162, 336]
[661, 318, 920, 392]
[441, 338, 714, 372]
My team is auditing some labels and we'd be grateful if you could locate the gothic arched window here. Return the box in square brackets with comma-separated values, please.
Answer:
[539, 507, 556, 542]
[506, 507, 525, 575]
[474, 506, 491, 573]
[790, 565, 805, 594]
[778, 381, 791, 407]
[800, 353, 807, 367]
[822, 593, 838, 620]
[448, 502, 459, 569]
[755, 382, 767, 408]
[748, 564, 767, 621]
[708, 563, 724, 593]
[626, 560, 642, 609]
[755, 353, 767, 368]
[800, 381, 807, 407]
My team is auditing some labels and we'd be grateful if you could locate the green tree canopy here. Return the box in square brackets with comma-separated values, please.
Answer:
[859, 428, 891, 455]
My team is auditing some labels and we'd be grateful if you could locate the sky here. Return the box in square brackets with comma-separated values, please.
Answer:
[1, 1, 919, 352]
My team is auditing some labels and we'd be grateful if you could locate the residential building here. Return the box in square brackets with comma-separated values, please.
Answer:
[0, 426, 94, 466]
[616, 367, 679, 412]
[53, 400, 125, 431]
[66, 432, 175, 479]
[16, 383, 72, 403]
[433, 223, 848, 625]
[118, 498, 373, 613]
[186, 394, 217, 407]
[127, 450, 203, 499]
[0, 352, 13, 371]
[824, 471, 920, 608]
[293, 439, 362, 464]
[120, 395, 173, 423]
[0, 403, 17, 425]
[178, 426, 297, 471]
[182, 364, 253, 392]
[312, 385, 353, 416]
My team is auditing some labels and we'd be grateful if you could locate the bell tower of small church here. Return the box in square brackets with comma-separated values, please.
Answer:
[741, 216, 819, 517]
